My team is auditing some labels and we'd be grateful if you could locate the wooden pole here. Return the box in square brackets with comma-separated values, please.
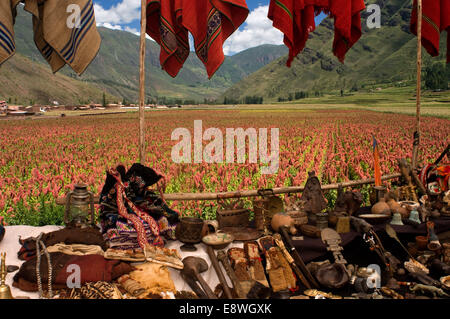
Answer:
[55, 173, 402, 205]
[412, 0, 422, 169]
[161, 173, 402, 201]
[139, 0, 147, 165]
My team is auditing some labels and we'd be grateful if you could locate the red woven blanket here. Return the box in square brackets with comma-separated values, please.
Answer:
[146, 0, 249, 78]
[268, 0, 365, 67]
[411, 0, 450, 63]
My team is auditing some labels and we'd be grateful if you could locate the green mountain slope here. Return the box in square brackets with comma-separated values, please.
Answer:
[2, 5, 287, 104]
[222, 0, 449, 102]
[0, 53, 116, 105]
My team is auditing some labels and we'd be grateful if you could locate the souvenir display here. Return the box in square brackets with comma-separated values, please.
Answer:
[5, 156, 450, 301]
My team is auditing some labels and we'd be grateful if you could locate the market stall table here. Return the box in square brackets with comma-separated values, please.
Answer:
[293, 208, 450, 264]
[0, 225, 242, 299]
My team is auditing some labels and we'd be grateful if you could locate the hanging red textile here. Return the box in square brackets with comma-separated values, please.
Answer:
[268, 0, 365, 67]
[182, 0, 249, 78]
[146, 0, 189, 77]
[146, 0, 249, 78]
[331, 0, 366, 63]
[411, 0, 450, 63]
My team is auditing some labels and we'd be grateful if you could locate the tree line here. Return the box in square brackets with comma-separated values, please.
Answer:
[424, 63, 450, 91]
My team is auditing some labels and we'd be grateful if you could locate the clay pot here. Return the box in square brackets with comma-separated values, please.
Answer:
[271, 213, 297, 235]
[415, 236, 428, 251]
[371, 198, 391, 216]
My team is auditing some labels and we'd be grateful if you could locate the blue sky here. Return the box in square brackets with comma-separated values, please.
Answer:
[93, 0, 326, 55]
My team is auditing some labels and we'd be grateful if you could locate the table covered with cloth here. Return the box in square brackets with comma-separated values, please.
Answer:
[2, 213, 450, 299]
[292, 207, 450, 265]
[0, 225, 239, 299]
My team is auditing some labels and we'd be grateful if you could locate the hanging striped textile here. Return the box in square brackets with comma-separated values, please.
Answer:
[0, 0, 101, 75]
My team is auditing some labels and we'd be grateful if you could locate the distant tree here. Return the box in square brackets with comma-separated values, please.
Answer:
[288, 93, 293, 101]
[446, 63, 450, 82]
[102, 92, 107, 107]
[350, 83, 358, 92]
[425, 63, 448, 90]
[7, 97, 11, 104]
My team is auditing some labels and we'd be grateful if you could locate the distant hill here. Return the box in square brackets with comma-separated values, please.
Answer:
[0, 5, 287, 105]
[222, 0, 449, 102]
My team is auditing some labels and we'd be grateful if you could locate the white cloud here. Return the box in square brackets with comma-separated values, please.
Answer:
[97, 22, 123, 30]
[94, 0, 141, 25]
[223, 5, 283, 55]
[93, 2, 281, 52]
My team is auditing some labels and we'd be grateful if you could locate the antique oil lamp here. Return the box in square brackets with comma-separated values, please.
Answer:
[64, 184, 95, 228]
[0, 252, 13, 299]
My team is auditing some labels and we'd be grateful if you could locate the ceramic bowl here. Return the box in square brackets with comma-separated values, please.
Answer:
[202, 231, 234, 250]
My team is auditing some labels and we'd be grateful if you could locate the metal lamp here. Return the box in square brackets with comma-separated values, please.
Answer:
[64, 184, 95, 228]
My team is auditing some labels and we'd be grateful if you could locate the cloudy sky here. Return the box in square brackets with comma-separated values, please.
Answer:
[93, 0, 326, 55]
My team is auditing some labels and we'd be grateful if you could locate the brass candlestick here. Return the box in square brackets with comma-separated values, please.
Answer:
[0, 252, 14, 299]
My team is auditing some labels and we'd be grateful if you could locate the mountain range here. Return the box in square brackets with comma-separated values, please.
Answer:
[1, 1, 447, 105]
[0, 5, 287, 105]
[222, 0, 449, 102]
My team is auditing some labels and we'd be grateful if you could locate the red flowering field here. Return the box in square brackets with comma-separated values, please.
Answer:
[0, 109, 448, 225]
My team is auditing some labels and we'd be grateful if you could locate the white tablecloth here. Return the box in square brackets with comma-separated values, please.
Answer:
[0, 226, 238, 299]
